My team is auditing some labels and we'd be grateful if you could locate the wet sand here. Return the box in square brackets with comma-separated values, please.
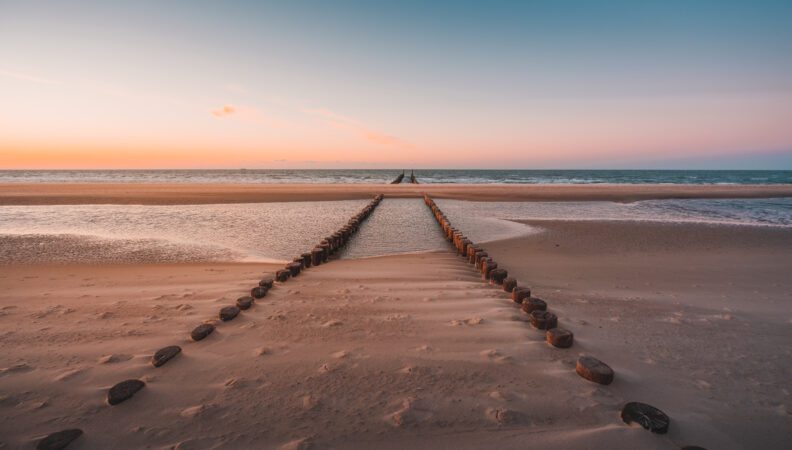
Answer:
[1, 221, 790, 449]
[2, 182, 792, 205]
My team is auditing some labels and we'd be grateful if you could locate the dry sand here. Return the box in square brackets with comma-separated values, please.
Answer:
[486, 220, 792, 449]
[1, 221, 790, 449]
[2, 182, 792, 205]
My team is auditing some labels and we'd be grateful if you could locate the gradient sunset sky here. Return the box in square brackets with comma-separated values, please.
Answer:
[1, 0, 791, 169]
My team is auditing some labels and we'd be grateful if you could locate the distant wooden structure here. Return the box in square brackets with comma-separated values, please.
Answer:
[390, 170, 405, 184]
[391, 170, 419, 184]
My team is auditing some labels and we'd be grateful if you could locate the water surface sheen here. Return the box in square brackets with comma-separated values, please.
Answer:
[1, 198, 788, 265]
[2, 169, 790, 184]
[339, 199, 533, 259]
[0, 201, 368, 264]
[436, 198, 792, 227]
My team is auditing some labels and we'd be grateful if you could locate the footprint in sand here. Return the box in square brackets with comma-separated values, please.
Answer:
[451, 317, 485, 326]
[480, 349, 501, 358]
[25, 398, 49, 410]
[31, 305, 75, 319]
[694, 379, 712, 390]
[55, 367, 85, 381]
[180, 404, 212, 418]
[301, 394, 321, 410]
[486, 407, 524, 425]
[223, 377, 248, 389]
[97, 354, 133, 364]
[398, 365, 415, 374]
[0, 363, 33, 377]
[489, 390, 510, 402]
[385, 397, 432, 427]
[318, 363, 338, 374]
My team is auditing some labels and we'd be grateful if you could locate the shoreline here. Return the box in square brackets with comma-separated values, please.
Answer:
[2, 219, 789, 266]
[2, 182, 792, 205]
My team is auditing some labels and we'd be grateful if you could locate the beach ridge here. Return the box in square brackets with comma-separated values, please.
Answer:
[2, 182, 792, 205]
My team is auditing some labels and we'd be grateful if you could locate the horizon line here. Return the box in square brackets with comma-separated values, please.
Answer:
[1, 168, 792, 172]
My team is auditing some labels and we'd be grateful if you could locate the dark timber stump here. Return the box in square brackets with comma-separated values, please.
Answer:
[236, 296, 254, 310]
[621, 402, 670, 434]
[576, 356, 614, 385]
[459, 238, 472, 256]
[151, 345, 181, 367]
[36, 429, 83, 450]
[220, 306, 240, 321]
[521, 297, 547, 314]
[251, 286, 268, 299]
[502, 277, 517, 293]
[320, 244, 330, 262]
[311, 248, 324, 266]
[301, 252, 312, 268]
[191, 323, 215, 341]
[482, 260, 497, 280]
[512, 287, 531, 304]
[287, 262, 302, 277]
[276, 269, 290, 282]
[529, 310, 558, 330]
[107, 379, 145, 405]
[489, 268, 508, 284]
[475, 252, 488, 269]
[546, 328, 574, 348]
[467, 245, 481, 262]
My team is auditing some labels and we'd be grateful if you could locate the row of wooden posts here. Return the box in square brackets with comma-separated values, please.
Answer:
[34, 195, 385, 450]
[390, 170, 419, 184]
[422, 194, 674, 438]
[422, 194, 570, 343]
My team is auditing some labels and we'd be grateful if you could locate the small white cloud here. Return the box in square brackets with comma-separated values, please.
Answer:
[211, 105, 236, 117]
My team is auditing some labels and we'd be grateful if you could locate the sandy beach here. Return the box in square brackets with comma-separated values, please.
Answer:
[2, 182, 792, 205]
[2, 213, 791, 449]
[5, 0, 792, 447]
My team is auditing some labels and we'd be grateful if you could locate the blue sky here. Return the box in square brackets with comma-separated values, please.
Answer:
[1, 0, 791, 168]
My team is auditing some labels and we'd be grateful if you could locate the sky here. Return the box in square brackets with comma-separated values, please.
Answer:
[1, 0, 791, 169]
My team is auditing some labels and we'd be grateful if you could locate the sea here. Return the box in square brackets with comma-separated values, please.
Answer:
[1, 169, 791, 184]
[0, 170, 790, 264]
